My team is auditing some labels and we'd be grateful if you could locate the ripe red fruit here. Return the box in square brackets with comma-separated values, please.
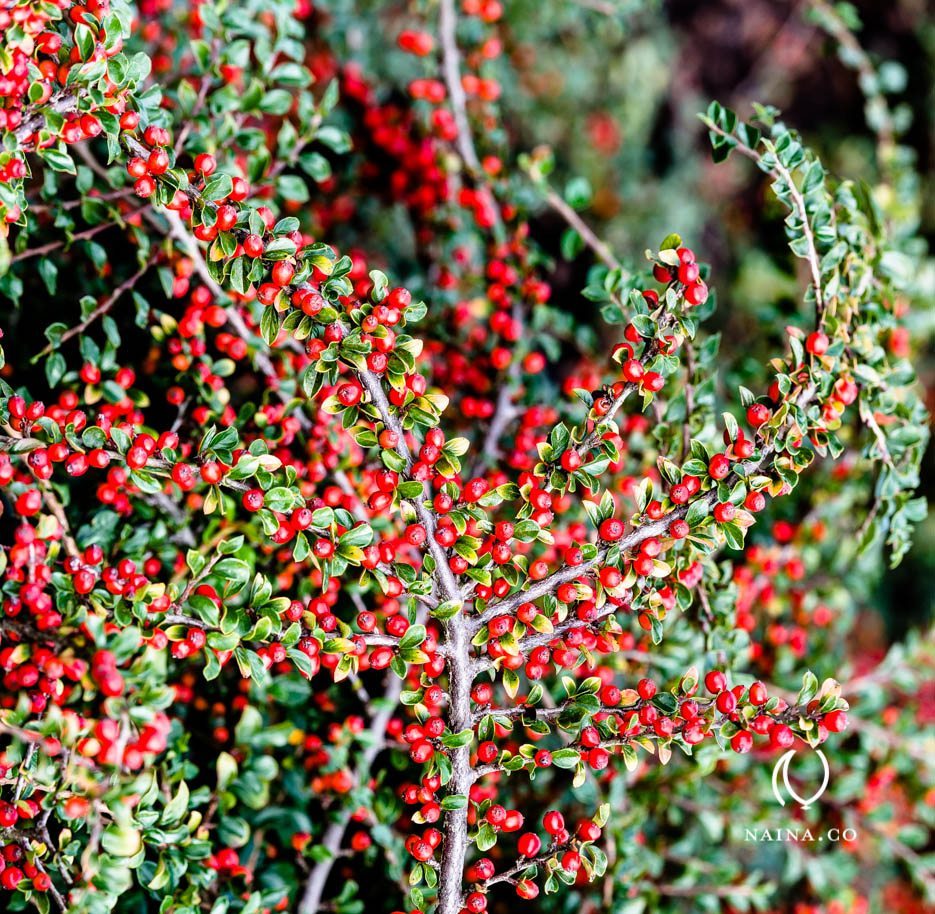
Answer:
[623, 358, 644, 383]
[588, 747, 609, 769]
[746, 403, 771, 428]
[126, 445, 148, 469]
[670, 518, 689, 538]
[670, 483, 689, 505]
[633, 553, 654, 576]
[708, 453, 730, 480]
[370, 646, 394, 669]
[134, 176, 156, 197]
[637, 678, 656, 700]
[770, 724, 795, 749]
[215, 204, 237, 231]
[731, 731, 753, 753]
[410, 740, 434, 763]
[572, 823, 597, 844]
[748, 681, 768, 705]
[465, 892, 487, 913]
[0, 867, 24, 890]
[598, 518, 624, 541]
[677, 246, 695, 264]
[477, 741, 498, 764]
[194, 153, 217, 176]
[398, 29, 435, 56]
[713, 502, 736, 524]
[272, 260, 295, 286]
[560, 449, 581, 472]
[337, 382, 363, 407]
[806, 331, 830, 356]
[518, 832, 541, 857]
[824, 710, 848, 732]
[229, 176, 250, 201]
[242, 489, 264, 512]
[143, 125, 169, 146]
[677, 261, 700, 284]
[471, 683, 493, 704]
[485, 804, 506, 827]
[147, 149, 170, 175]
[716, 691, 737, 714]
[201, 463, 223, 484]
[543, 810, 564, 835]
[684, 280, 708, 306]
[704, 670, 727, 693]
[408, 839, 434, 862]
[172, 463, 196, 490]
[243, 234, 265, 258]
[641, 371, 664, 393]
[744, 491, 766, 513]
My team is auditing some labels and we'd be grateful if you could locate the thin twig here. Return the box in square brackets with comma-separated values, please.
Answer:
[33, 253, 157, 359]
[542, 186, 622, 271]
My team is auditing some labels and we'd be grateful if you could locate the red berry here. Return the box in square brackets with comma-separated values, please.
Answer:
[824, 710, 848, 732]
[704, 670, 727, 693]
[770, 724, 795, 749]
[670, 519, 689, 538]
[242, 489, 264, 512]
[748, 682, 768, 705]
[806, 331, 830, 356]
[465, 892, 487, 913]
[684, 280, 708, 306]
[518, 833, 541, 857]
[746, 403, 771, 428]
[243, 234, 265, 258]
[337, 383, 363, 407]
[134, 176, 156, 197]
[0, 867, 24, 890]
[543, 811, 564, 836]
[708, 453, 730, 480]
[677, 261, 700, 284]
[637, 678, 656, 700]
[560, 449, 581, 472]
[713, 502, 735, 524]
[194, 153, 217, 176]
[744, 490, 766, 512]
[623, 358, 644, 383]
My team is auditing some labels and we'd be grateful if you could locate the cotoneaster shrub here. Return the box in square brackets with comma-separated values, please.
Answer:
[0, 2, 930, 914]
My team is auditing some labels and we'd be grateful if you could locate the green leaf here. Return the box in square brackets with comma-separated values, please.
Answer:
[398, 624, 426, 651]
[202, 174, 233, 201]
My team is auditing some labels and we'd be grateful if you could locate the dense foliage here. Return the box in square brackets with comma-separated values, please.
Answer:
[0, 2, 931, 914]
